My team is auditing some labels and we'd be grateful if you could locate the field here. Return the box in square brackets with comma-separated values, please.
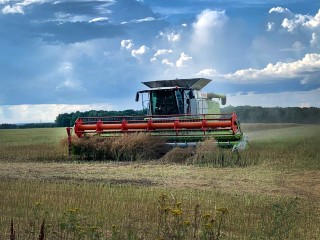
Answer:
[0, 124, 319, 239]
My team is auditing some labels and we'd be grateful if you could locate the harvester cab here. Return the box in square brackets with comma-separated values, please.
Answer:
[135, 78, 226, 116]
[70, 78, 247, 151]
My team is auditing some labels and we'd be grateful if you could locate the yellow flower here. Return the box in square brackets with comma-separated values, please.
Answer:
[170, 209, 182, 215]
[67, 208, 79, 213]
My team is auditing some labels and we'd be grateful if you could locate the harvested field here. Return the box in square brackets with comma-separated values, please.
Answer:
[0, 124, 319, 239]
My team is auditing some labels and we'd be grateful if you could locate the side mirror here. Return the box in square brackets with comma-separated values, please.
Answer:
[135, 92, 139, 102]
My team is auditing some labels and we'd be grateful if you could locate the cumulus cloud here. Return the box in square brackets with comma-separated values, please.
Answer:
[305, 9, 320, 28]
[281, 9, 320, 32]
[158, 31, 181, 43]
[223, 53, 320, 83]
[281, 16, 303, 32]
[192, 9, 227, 44]
[154, 49, 173, 57]
[269, 7, 291, 14]
[1, 0, 43, 14]
[167, 32, 180, 42]
[196, 68, 218, 77]
[310, 32, 320, 48]
[131, 45, 150, 58]
[121, 39, 134, 50]
[162, 59, 174, 67]
[176, 52, 192, 68]
[151, 49, 173, 62]
[2, 4, 24, 14]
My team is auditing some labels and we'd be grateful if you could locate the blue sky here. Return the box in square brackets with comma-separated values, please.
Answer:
[0, 0, 319, 123]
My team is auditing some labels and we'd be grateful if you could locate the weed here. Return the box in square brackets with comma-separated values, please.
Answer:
[157, 193, 228, 240]
[266, 198, 300, 239]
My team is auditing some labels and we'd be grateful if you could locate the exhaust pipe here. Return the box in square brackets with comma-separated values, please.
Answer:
[207, 93, 227, 105]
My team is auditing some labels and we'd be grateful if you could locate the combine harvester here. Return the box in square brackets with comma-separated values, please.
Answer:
[67, 78, 247, 152]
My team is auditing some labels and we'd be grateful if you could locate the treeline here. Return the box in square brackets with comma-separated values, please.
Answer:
[55, 106, 320, 127]
[221, 106, 320, 124]
[1, 107, 319, 129]
[55, 109, 147, 127]
[0, 123, 56, 129]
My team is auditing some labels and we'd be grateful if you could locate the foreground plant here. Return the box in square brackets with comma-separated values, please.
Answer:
[157, 193, 228, 240]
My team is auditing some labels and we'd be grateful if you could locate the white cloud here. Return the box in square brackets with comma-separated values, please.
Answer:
[89, 17, 108, 23]
[266, 22, 275, 32]
[2, 4, 24, 14]
[192, 9, 227, 44]
[281, 9, 320, 32]
[131, 45, 150, 58]
[121, 39, 134, 50]
[176, 52, 192, 68]
[167, 32, 180, 42]
[52, 12, 92, 23]
[269, 7, 291, 14]
[161, 59, 174, 67]
[310, 32, 320, 48]
[154, 49, 173, 57]
[0, 104, 113, 124]
[223, 53, 320, 83]
[158, 31, 181, 43]
[1, 0, 43, 14]
[182, 23, 187, 27]
[196, 68, 218, 77]
[304, 9, 320, 28]
[150, 49, 173, 64]
[121, 16, 156, 24]
[282, 17, 302, 32]
[150, 57, 157, 63]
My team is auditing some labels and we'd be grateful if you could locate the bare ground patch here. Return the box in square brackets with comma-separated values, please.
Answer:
[276, 171, 320, 200]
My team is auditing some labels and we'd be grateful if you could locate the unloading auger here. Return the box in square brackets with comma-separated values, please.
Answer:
[67, 78, 247, 151]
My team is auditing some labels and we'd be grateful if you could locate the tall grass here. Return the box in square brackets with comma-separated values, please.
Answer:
[0, 128, 67, 162]
[0, 180, 319, 239]
[1, 126, 319, 170]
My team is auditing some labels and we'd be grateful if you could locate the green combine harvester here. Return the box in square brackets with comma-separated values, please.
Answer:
[69, 78, 247, 151]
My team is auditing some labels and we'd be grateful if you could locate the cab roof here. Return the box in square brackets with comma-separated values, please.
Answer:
[142, 78, 211, 90]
